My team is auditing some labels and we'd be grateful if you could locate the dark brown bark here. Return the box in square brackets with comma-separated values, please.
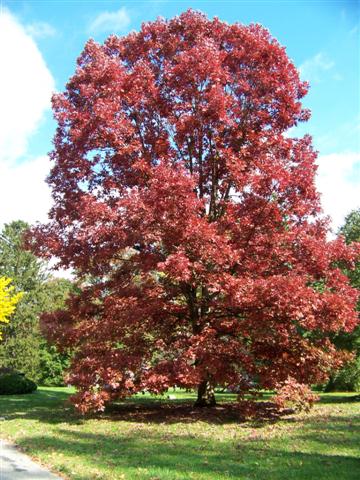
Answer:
[194, 379, 216, 407]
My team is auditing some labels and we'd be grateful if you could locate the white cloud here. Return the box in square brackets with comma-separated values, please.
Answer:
[0, 9, 55, 163]
[0, 156, 74, 280]
[0, 9, 55, 230]
[88, 7, 131, 34]
[299, 52, 335, 84]
[26, 21, 56, 39]
[316, 152, 360, 231]
[0, 155, 52, 226]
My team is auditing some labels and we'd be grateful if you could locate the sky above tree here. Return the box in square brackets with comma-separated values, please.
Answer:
[0, 0, 359, 230]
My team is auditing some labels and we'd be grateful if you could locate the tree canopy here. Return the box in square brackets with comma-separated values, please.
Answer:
[30, 10, 359, 412]
[341, 209, 360, 246]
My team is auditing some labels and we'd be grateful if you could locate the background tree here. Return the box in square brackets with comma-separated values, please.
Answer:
[340, 209, 360, 247]
[0, 277, 22, 339]
[38, 278, 74, 386]
[0, 221, 73, 383]
[30, 10, 359, 412]
[326, 209, 360, 391]
[0, 221, 47, 379]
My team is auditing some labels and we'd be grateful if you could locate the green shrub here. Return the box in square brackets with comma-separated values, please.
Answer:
[326, 357, 360, 392]
[0, 373, 37, 395]
[38, 342, 71, 386]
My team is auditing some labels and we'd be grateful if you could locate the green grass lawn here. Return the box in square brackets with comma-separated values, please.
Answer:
[0, 387, 359, 480]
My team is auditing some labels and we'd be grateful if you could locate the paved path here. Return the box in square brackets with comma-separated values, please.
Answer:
[0, 440, 62, 479]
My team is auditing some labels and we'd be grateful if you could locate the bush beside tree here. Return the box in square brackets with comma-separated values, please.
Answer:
[0, 371, 37, 395]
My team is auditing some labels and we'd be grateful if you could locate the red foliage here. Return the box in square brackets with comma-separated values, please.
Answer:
[30, 10, 359, 412]
[273, 377, 320, 412]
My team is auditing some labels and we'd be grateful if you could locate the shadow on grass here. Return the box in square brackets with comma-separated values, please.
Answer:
[132, 401, 299, 424]
[316, 394, 360, 404]
[0, 389, 79, 424]
[1, 388, 359, 426]
[0, 388, 294, 426]
[15, 427, 360, 480]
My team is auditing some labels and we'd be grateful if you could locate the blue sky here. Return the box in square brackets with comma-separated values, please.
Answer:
[0, 0, 359, 230]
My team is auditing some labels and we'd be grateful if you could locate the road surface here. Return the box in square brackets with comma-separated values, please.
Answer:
[0, 440, 62, 479]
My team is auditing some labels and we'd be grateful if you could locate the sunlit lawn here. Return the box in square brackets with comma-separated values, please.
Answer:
[0, 387, 359, 479]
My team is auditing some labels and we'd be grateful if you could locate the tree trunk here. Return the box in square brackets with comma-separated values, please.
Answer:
[194, 379, 216, 407]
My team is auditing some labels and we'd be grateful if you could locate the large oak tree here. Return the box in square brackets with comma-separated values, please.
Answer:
[31, 10, 359, 412]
